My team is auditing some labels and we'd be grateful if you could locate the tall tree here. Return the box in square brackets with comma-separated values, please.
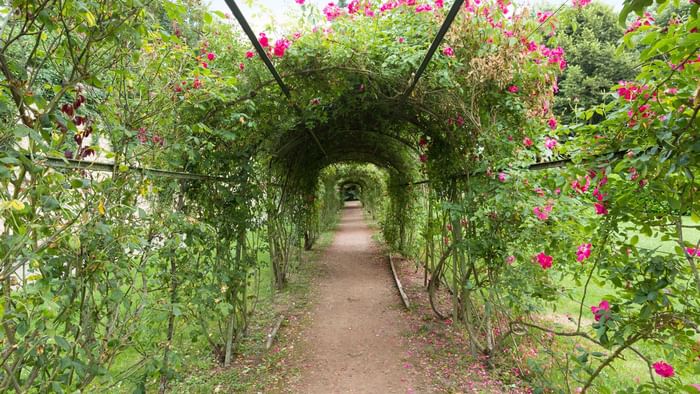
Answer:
[553, 2, 638, 123]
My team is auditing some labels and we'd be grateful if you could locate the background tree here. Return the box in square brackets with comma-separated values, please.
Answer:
[553, 2, 638, 123]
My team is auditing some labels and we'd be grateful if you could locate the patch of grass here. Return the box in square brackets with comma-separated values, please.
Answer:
[630, 217, 700, 255]
[168, 227, 337, 393]
[541, 216, 700, 390]
[92, 224, 338, 393]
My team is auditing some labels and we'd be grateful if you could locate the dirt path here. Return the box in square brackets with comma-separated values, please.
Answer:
[294, 201, 421, 393]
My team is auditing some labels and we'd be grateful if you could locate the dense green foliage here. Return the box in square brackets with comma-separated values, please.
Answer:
[0, 0, 698, 392]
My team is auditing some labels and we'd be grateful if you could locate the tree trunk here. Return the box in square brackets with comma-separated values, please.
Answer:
[224, 230, 246, 367]
[159, 186, 185, 393]
[158, 257, 178, 394]
[304, 231, 314, 251]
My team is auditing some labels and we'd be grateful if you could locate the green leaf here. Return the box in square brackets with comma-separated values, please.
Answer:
[68, 235, 81, 251]
[0, 156, 19, 164]
[70, 179, 88, 188]
[54, 336, 71, 350]
[84, 11, 96, 27]
[596, 323, 608, 340]
[576, 352, 589, 363]
[51, 382, 64, 394]
[646, 291, 657, 301]
[13, 124, 32, 138]
[172, 304, 182, 316]
[680, 385, 700, 394]
[691, 212, 700, 223]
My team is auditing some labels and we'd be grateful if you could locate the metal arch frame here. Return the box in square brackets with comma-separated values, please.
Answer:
[403, 0, 465, 99]
[331, 129, 420, 153]
[224, 0, 329, 158]
[15, 3, 636, 187]
[224, 0, 467, 161]
[317, 151, 406, 175]
[273, 128, 420, 159]
[402, 150, 631, 186]
[279, 136, 414, 174]
[288, 153, 399, 185]
[219, 1, 632, 189]
[337, 179, 365, 190]
[223, 0, 291, 98]
[338, 180, 363, 196]
[336, 176, 383, 195]
[224, 0, 465, 104]
[298, 147, 408, 176]
[26, 155, 235, 182]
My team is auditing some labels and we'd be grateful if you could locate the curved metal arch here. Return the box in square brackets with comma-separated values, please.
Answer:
[315, 150, 405, 175]
[326, 169, 390, 204]
[278, 131, 416, 177]
[262, 66, 450, 131]
[337, 179, 366, 189]
[273, 127, 419, 159]
[336, 178, 371, 196]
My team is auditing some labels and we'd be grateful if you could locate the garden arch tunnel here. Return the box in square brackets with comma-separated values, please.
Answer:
[218, 0, 497, 256]
[339, 181, 361, 201]
[268, 117, 425, 252]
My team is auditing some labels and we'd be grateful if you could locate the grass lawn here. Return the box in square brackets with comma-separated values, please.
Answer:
[542, 217, 700, 389]
[630, 217, 700, 255]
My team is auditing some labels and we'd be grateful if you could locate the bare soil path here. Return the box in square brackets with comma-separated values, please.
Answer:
[293, 201, 422, 393]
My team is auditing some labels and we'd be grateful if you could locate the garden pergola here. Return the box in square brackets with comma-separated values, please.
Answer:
[1, 0, 698, 392]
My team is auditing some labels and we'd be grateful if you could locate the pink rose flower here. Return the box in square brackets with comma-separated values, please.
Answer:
[591, 300, 610, 321]
[533, 204, 553, 221]
[273, 38, 291, 57]
[594, 202, 608, 215]
[536, 252, 553, 269]
[652, 361, 674, 378]
[576, 243, 592, 262]
[544, 136, 558, 150]
[259, 32, 269, 47]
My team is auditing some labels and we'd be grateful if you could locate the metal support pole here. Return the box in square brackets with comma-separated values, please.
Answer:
[404, 0, 465, 98]
[223, 0, 292, 98]
[25, 155, 234, 182]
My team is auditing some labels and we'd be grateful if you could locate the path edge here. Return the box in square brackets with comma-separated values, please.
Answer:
[388, 253, 411, 310]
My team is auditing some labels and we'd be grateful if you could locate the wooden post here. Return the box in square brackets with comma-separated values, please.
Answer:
[265, 315, 285, 350]
[389, 254, 411, 309]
